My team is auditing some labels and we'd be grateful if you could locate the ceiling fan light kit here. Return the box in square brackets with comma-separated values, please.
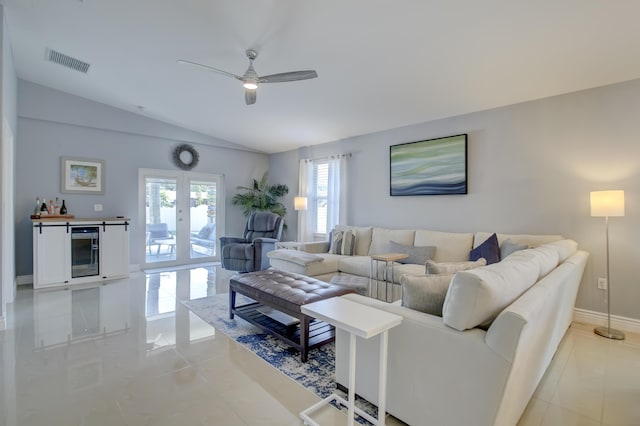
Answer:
[178, 49, 317, 105]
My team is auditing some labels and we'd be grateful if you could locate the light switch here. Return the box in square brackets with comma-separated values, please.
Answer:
[94, 204, 103, 212]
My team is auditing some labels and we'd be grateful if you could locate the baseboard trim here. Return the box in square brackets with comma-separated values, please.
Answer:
[16, 275, 32, 286]
[573, 308, 640, 335]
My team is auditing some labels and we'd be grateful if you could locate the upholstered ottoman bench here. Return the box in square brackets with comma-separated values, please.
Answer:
[229, 269, 355, 362]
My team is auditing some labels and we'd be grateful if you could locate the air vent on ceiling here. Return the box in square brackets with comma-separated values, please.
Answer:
[46, 49, 91, 73]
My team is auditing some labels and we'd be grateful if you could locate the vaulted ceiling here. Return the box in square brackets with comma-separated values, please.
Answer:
[4, 1, 640, 153]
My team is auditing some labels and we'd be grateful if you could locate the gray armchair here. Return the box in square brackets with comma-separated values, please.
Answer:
[220, 211, 284, 272]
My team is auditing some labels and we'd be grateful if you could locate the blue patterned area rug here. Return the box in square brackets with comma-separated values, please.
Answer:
[182, 293, 377, 424]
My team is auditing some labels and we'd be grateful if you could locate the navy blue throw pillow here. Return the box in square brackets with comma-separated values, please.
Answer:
[469, 233, 500, 264]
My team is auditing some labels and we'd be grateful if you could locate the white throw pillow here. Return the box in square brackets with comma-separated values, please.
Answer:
[442, 256, 540, 331]
[425, 258, 486, 274]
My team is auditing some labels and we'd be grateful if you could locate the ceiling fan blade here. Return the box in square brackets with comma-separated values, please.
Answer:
[245, 88, 257, 105]
[177, 60, 242, 81]
[258, 70, 318, 83]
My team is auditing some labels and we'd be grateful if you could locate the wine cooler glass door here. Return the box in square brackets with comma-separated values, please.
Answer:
[71, 227, 100, 278]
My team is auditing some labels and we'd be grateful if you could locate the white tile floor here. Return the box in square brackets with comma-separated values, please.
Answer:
[0, 265, 638, 426]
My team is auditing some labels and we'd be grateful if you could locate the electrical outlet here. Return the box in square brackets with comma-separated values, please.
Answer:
[598, 277, 608, 290]
[94, 204, 103, 212]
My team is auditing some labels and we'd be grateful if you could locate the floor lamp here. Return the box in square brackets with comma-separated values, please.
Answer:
[590, 190, 625, 340]
[294, 196, 307, 242]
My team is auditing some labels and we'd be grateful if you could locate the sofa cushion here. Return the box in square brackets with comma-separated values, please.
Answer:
[335, 225, 373, 256]
[338, 256, 374, 278]
[473, 232, 563, 249]
[401, 273, 454, 316]
[506, 245, 559, 278]
[329, 229, 356, 255]
[267, 249, 324, 266]
[426, 258, 486, 274]
[442, 253, 542, 331]
[469, 233, 500, 264]
[337, 256, 423, 284]
[388, 240, 436, 265]
[500, 239, 528, 259]
[539, 239, 578, 263]
[369, 228, 415, 255]
[268, 253, 342, 276]
[393, 263, 427, 281]
[414, 229, 474, 262]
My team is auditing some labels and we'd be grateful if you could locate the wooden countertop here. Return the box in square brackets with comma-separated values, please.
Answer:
[31, 217, 130, 222]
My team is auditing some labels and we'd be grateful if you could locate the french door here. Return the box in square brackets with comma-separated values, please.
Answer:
[139, 169, 224, 267]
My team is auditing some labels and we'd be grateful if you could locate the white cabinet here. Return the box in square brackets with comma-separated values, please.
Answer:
[32, 218, 130, 289]
[100, 223, 130, 280]
[33, 224, 71, 287]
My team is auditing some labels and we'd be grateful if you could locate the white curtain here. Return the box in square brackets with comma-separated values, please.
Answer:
[326, 155, 348, 233]
[298, 159, 314, 242]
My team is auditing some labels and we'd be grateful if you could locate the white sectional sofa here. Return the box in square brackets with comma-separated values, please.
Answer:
[267, 225, 563, 285]
[268, 226, 589, 426]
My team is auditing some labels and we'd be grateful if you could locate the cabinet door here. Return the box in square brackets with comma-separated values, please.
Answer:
[33, 225, 70, 288]
[101, 224, 130, 279]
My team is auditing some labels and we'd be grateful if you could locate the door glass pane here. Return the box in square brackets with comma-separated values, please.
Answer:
[145, 177, 177, 263]
[189, 180, 217, 259]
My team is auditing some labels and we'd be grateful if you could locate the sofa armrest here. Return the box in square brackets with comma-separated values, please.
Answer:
[219, 236, 247, 246]
[267, 249, 324, 266]
[252, 237, 279, 244]
[298, 241, 330, 253]
[335, 293, 511, 426]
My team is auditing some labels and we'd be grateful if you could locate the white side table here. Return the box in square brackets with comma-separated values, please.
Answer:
[300, 297, 402, 426]
[370, 253, 409, 302]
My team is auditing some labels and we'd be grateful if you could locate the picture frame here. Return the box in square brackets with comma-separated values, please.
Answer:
[390, 134, 467, 196]
[60, 157, 105, 194]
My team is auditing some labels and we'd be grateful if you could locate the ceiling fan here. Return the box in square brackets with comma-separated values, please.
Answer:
[177, 49, 318, 105]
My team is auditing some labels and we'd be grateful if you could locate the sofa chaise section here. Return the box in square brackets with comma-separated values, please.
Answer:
[334, 240, 588, 426]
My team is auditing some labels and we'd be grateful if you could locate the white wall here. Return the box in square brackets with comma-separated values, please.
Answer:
[0, 5, 18, 318]
[15, 80, 269, 275]
[270, 78, 640, 320]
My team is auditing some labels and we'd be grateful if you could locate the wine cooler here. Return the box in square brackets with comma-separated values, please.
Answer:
[71, 226, 100, 278]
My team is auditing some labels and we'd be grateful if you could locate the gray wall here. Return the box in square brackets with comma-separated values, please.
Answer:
[1, 5, 18, 316]
[16, 80, 269, 275]
[270, 78, 640, 320]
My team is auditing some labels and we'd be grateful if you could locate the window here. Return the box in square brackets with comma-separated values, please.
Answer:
[313, 161, 328, 236]
[299, 155, 348, 242]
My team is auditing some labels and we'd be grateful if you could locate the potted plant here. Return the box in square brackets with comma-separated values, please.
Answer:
[232, 172, 289, 218]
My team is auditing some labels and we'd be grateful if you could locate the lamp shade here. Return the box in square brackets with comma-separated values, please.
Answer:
[294, 196, 308, 211]
[590, 190, 625, 217]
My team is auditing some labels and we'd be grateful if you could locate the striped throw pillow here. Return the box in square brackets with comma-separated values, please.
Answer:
[328, 229, 356, 255]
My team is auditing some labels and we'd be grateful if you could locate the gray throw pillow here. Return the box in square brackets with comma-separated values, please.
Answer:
[388, 240, 436, 265]
[500, 239, 529, 260]
[401, 273, 454, 317]
[425, 258, 487, 274]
